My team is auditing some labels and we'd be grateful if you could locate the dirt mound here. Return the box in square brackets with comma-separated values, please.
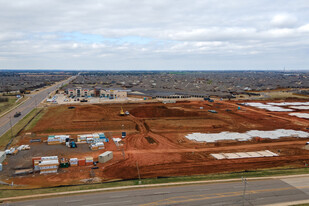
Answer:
[130, 105, 199, 118]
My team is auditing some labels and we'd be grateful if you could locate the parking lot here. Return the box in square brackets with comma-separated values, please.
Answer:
[47, 93, 145, 104]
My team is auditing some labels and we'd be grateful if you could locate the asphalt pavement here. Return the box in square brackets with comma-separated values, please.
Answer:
[0, 76, 75, 140]
[4, 176, 309, 206]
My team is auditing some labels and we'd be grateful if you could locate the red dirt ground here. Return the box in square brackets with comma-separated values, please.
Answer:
[3, 100, 309, 188]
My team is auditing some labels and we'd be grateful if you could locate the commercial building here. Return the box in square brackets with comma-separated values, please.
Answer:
[66, 86, 129, 99]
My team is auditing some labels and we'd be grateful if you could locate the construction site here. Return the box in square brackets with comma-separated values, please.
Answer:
[0, 98, 309, 188]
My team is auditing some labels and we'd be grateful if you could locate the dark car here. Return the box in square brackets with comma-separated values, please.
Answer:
[14, 112, 21, 118]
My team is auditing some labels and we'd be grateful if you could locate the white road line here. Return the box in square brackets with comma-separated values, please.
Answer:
[196, 188, 211, 191]
[153, 192, 171, 195]
[82, 200, 132, 206]
[110, 195, 128, 198]
[65, 199, 84, 203]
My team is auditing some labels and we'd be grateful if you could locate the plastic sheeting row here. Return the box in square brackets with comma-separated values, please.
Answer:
[186, 129, 309, 143]
[211, 150, 278, 160]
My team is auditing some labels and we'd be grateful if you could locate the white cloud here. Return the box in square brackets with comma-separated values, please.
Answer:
[0, 0, 308, 70]
[271, 14, 298, 28]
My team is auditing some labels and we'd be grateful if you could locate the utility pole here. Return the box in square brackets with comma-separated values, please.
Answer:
[136, 161, 141, 184]
[242, 176, 247, 206]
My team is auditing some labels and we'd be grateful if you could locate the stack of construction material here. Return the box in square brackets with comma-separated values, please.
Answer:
[69, 158, 78, 166]
[47, 135, 70, 145]
[86, 137, 94, 143]
[32, 157, 41, 171]
[93, 133, 100, 142]
[17, 145, 30, 151]
[96, 142, 104, 149]
[99, 133, 109, 142]
[12, 149, 18, 155]
[99, 133, 105, 139]
[85, 157, 93, 165]
[37, 156, 59, 174]
[47, 135, 61, 144]
[77, 135, 87, 143]
[90, 144, 98, 150]
[90, 142, 104, 150]
[78, 158, 86, 166]
[5, 148, 15, 155]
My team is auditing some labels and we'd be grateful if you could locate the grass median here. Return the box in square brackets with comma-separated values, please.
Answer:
[0, 166, 308, 200]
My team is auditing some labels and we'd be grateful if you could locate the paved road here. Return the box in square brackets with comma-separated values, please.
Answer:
[0, 76, 75, 140]
[5, 176, 309, 206]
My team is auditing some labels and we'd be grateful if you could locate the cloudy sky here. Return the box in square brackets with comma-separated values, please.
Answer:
[0, 0, 309, 70]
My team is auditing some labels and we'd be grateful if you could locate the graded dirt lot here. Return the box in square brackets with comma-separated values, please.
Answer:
[1, 99, 309, 188]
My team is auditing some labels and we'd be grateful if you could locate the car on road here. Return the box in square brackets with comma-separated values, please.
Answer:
[14, 112, 21, 118]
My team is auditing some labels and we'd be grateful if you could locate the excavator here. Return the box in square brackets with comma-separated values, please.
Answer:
[120, 107, 125, 116]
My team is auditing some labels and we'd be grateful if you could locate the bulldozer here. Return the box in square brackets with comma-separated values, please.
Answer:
[120, 107, 125, 116]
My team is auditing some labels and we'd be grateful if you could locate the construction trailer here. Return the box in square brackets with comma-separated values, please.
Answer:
[98, 151, 113, 163]
[0, 151, 6, 164]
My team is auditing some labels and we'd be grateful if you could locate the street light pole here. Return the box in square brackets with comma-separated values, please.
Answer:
[136, 161, 141, 184]
[242, 176, 247, 206]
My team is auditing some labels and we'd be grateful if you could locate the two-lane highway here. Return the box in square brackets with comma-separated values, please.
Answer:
[0, 76, 75, 140]
[4, 176, 309, 206]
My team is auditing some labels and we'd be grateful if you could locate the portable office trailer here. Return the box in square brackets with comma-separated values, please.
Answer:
[98, 151, 113, 163]
[0, 151, 6, 164]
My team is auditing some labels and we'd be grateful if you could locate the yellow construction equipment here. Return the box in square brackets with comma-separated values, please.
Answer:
[120, 107, 125, 116]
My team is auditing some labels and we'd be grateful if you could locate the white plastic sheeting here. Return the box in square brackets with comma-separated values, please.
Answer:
[289, 113, 309, 119]
[268, 102, 309, 106]
[211, 150, 278, 160]
[243, 102, 293, 112]
[186, 129, 309, 143]
[290, 106, 309, 110]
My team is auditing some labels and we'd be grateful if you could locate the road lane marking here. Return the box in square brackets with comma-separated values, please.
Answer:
[110, 195, 128, 198]
[153, 192, 171, 195]
[65, 199, 84, 203]
[82, 200, 132, 206]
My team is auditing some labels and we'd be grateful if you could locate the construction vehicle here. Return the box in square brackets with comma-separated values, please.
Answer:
[69, 141, 77, 148]
[120, 107, 125, 116]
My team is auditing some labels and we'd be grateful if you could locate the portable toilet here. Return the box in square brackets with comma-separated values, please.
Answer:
[122, 132, 126, 138]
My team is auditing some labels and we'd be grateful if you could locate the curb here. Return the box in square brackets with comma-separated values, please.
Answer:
[263, 199, 309, 206]
[1, 174, 309, 202]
